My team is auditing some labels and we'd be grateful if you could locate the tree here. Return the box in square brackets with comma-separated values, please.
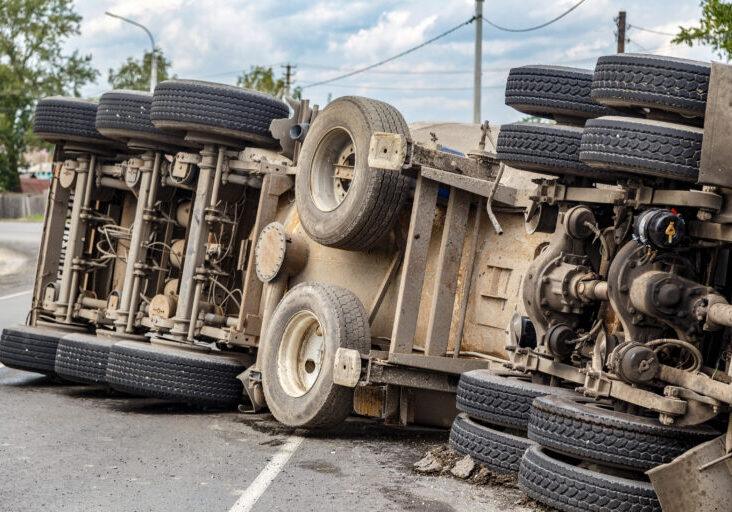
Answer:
[0, 0, 98, 192]
[236, 66, 302, 99]
[673, 0, 732, 61]
[519, 115, 555, 124]
[108, 49, 174, 90]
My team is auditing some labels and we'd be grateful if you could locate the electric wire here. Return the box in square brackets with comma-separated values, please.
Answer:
[301, 16, 477, 89]
[318, 83, 505, 91]
[628, 25, 677, 37]
[482, 0, 589, 32]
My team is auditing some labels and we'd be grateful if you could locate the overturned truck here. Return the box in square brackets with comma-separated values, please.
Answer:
[1, 53, 730, 511]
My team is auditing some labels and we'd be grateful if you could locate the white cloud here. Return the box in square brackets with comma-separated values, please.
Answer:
[66, 0, 720, 123]
[334, 10, 438, 60]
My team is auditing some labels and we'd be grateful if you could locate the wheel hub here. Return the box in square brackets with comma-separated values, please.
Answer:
[277, 310, 325, 397]
[310, 127, 356, 212]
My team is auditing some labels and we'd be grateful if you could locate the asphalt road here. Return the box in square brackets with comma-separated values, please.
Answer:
[0, 221, 530, 512]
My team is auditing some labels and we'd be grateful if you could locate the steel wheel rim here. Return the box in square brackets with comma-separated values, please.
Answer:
[277, 310, 325, 397]
[309, 127, 355, 212]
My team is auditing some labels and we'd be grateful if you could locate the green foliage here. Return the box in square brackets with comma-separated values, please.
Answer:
[236, 65, 302, 99]
[0, 0, 98, 191]
[673, 0, 732, 60]
[520, 115, 555, 124]
[108, 49, 174, 90]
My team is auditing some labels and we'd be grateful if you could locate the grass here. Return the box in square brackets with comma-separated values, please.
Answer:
[0, 214, 44, 222]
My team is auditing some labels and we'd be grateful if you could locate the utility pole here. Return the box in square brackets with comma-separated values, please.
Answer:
[617, 11, 626, 53]
[473, 0, 484, 124]
[282, 63, 296, 97]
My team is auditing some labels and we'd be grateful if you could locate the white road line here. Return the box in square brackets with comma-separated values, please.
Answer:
[229, 435, 304, 512]
[0, 289, 32, 301]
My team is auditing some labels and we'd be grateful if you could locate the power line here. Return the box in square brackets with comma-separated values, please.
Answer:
[298, 63, 476, 75]
[301, 16, 476, 89]
[482, 0, 589, 33]
[628, 40, 650, 52]
[317, 83, 505, 91]
[299, 54, 603, 76]
[628, 25, 677, 37]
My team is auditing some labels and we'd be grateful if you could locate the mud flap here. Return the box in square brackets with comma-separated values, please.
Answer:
[237, 367, 266, 413]
[647, 435, 732, 512]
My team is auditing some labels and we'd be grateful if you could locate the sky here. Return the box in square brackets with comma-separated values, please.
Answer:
[68, 0, 720, 125]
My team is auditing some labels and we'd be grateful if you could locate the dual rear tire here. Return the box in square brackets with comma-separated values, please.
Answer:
[519, 393, 718, 512]
[450, 370, 577, 475]
[0, 325, 72, 376]
[106, 341, 247, 409]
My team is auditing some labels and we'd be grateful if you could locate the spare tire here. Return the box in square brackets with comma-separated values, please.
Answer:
[150, 80, 289, 146]
[34, 97, 117, 147]
[591, 54, 710, 118]
[106, 341, 247, 408]
[450, 413, 534, 475]
[295, 96, 410, 250]
[96, 90, 190, 149]
[261, 282, 370, 429]
[580, 116, 703, 182]
[519, 445, 660, 512]
[505, 65, 614, 122]
[496, 123, 623, 181]
[528, 394, 719, 471]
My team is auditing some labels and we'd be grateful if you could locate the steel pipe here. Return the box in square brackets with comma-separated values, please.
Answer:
[707, 302, 732, 328]
[116, 151, 156, 333]
[171, 145, 219, 337]
[57, 155, 91, 319]
[125, 152, 163, 333]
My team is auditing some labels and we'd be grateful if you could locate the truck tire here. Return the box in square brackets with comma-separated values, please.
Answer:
[260, 282, 370, 428]
[496, 123, 622, 181]
[106, 341, 246, 408]
[95, 89, 190, 149]
[528, 394, 719, 471]
[456, 370, 576, 430]
[519, 445, 660, 512]
[295, 96, 410, 250]
[33, 97, 115, 147]
[150, 80, 289, 146]
[591, 54, 710, 118]
[505, 65, 614, 122]
[0, 325, 69, 375]
[54, 333, 116, 385]
[580, 116, 703, 182]
[450, 413, 534, 475]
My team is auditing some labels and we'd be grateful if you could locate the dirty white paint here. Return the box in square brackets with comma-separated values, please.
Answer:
[0, 290, 31, 301]
[228, 435, 304, 512]
[0, 247, 27, 277]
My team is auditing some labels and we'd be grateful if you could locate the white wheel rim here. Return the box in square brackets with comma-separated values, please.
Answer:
[277, 310, 325, 397]
[309, 127, 355, 212]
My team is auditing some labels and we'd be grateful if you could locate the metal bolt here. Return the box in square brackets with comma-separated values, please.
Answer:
[659, 414, 675, 426]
